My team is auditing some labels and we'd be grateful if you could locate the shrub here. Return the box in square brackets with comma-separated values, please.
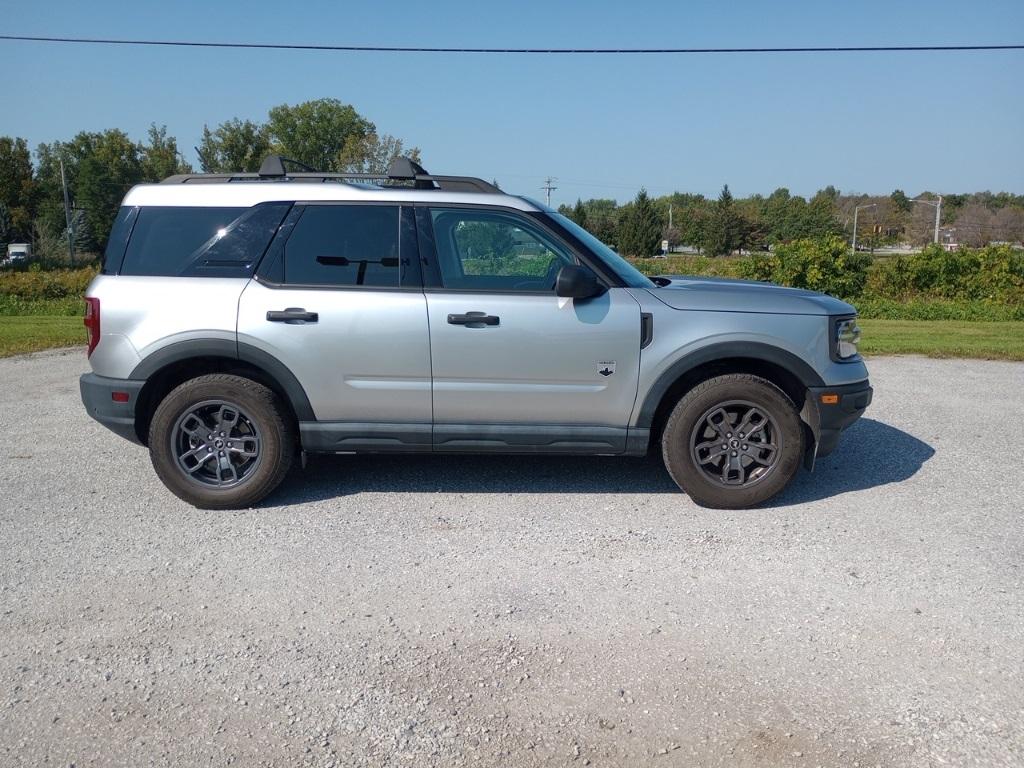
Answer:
[630, 255, 748, 278]
[866, 244, 1024, 304]
[852, 296, 1024, 322]
[0, 265, 99, 302]
[739, 235, 871, 299]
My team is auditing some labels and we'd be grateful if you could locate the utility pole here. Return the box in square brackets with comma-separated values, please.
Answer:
[59, 157, 75, 265]
[909, 196, 943, 244]
[851, 202, 876, 256]
[669, 203, 673, 230]
[541, 177, 558, 208]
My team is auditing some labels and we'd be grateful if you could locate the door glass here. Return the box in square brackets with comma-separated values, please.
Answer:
[430, 209, 573, 291]
[284, 205, 400, 287]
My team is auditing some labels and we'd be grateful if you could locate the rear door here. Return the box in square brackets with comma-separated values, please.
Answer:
[419, 206, 642, 453]
[238, 203, 432, 450]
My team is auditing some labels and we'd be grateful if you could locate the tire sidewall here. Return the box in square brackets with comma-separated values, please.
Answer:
[663, 376, 804, 509]
[149, 375, 291, 509]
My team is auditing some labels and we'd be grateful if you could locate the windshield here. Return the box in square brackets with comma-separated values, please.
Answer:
[550, 213, 654, 288]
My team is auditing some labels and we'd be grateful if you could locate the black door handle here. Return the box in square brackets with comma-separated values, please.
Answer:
[448, 312, 500, 327]
[267, 308, 318, 324]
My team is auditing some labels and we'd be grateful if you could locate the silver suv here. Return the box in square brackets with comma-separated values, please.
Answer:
[80, 156, 871, 509]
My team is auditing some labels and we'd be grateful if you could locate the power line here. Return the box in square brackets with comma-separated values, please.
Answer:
[1, 34, 1022, 54]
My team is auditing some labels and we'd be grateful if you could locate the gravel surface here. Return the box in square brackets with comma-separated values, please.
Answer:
[1, 349, 1022, 767]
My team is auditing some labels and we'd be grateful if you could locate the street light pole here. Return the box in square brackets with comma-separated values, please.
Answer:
[852, 203, 876, 255]
[909, 196, 943, 244]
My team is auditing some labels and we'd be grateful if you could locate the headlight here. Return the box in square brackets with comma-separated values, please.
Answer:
[835, 318, 861, 359]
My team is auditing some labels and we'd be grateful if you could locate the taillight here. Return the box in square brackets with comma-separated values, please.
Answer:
[84, 297, 100, 357]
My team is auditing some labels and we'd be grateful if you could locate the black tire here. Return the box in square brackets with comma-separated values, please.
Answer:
[661, 374, 804, 509]
[148, 374, 295, 509]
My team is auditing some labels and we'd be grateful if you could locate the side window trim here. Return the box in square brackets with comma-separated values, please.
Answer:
[256, 202, 423, 292]
[254, 204, 304, 284]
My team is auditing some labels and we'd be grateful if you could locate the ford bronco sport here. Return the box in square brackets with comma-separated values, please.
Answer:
[79, 156, 871, 509]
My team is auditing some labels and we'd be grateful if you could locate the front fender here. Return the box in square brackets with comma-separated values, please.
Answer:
[632, 339, 826, 430]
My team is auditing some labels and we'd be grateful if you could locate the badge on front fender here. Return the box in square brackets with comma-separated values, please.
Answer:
[598, 361, 616, 377]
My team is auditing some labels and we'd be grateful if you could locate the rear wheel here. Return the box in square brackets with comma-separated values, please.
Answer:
[148, 374, 295, 509]
[662, 374, 803, 509]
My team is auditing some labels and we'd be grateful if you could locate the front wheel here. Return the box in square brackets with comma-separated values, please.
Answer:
[661, 374, 804, 509]
[148, 374, 295, 509]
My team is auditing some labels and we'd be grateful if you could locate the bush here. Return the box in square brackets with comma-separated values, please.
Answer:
[0, 265, 99, 302]
[739, 236, 871, 299]
[852, 296, 1024, 322]
[630, 255, 748, 278]
[866, 244, 1024, 304]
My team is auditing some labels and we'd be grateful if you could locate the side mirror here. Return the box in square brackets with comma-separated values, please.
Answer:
[555, 264, 604, 299]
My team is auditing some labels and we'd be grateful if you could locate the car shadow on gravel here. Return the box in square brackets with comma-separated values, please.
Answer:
[263, 418, 931, 506]
[266, 452, 679, 504]
[767, 418, 934, 506]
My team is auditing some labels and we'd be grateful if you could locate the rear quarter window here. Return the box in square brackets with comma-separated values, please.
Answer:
[119, 204, 290, 277]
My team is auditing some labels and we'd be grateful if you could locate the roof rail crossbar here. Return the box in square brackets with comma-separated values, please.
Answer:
[258, 155, 318, 177]
[161, 156, 500, 193]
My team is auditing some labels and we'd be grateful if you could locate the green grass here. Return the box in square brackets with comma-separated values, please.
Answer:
[0, 316, 85, 358]
[859, 319, 1024, 360]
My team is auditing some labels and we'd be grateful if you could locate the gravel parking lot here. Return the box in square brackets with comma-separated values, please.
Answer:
[1, 350, 1022, 767]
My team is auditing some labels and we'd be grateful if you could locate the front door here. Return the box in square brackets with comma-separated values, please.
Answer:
[420, 206, 642, 453]
[238, 203, 432, 450]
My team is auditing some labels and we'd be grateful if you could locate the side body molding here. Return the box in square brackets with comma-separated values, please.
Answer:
[128, 338, 316, 421]
[633, 340, 826, 429]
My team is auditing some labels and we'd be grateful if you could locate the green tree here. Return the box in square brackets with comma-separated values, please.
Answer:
[890, 189, 911, 213]
[0, 136, 37, 240]
[197, 119, 272, 172]
[141, 124, 192, 180]
[571, 198, 588, 229]
[658, 193, 710, 251]
[336, 132, 420, 174]
[37, 130, 145, 251]
[266, 98, 373, 171]
[0, 202, 11, 245]
[617, 189, 662, 257]
[580, 198, 619, 246]
[761, 187, 795, 243]
[704, 184, 747, 256]
[804, 188, 840, 239]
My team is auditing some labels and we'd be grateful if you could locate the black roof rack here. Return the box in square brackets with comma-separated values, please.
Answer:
[161, 154, 500, 194]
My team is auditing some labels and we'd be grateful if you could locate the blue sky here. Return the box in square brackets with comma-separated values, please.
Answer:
[1, 1, 1021, 206]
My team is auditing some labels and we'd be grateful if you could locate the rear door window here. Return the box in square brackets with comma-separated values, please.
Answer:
[282, 204, 401, 287]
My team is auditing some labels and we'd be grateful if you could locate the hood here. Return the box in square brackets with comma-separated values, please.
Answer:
[646, 275, 856, 316]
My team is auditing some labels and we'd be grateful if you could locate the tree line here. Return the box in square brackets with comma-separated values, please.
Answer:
[0, 98, 418, 255]
[561, 185, 1024, 258]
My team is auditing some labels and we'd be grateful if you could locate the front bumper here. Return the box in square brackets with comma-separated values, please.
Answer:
[804, 379, 873, 465]
[80, 373, 145, 445]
